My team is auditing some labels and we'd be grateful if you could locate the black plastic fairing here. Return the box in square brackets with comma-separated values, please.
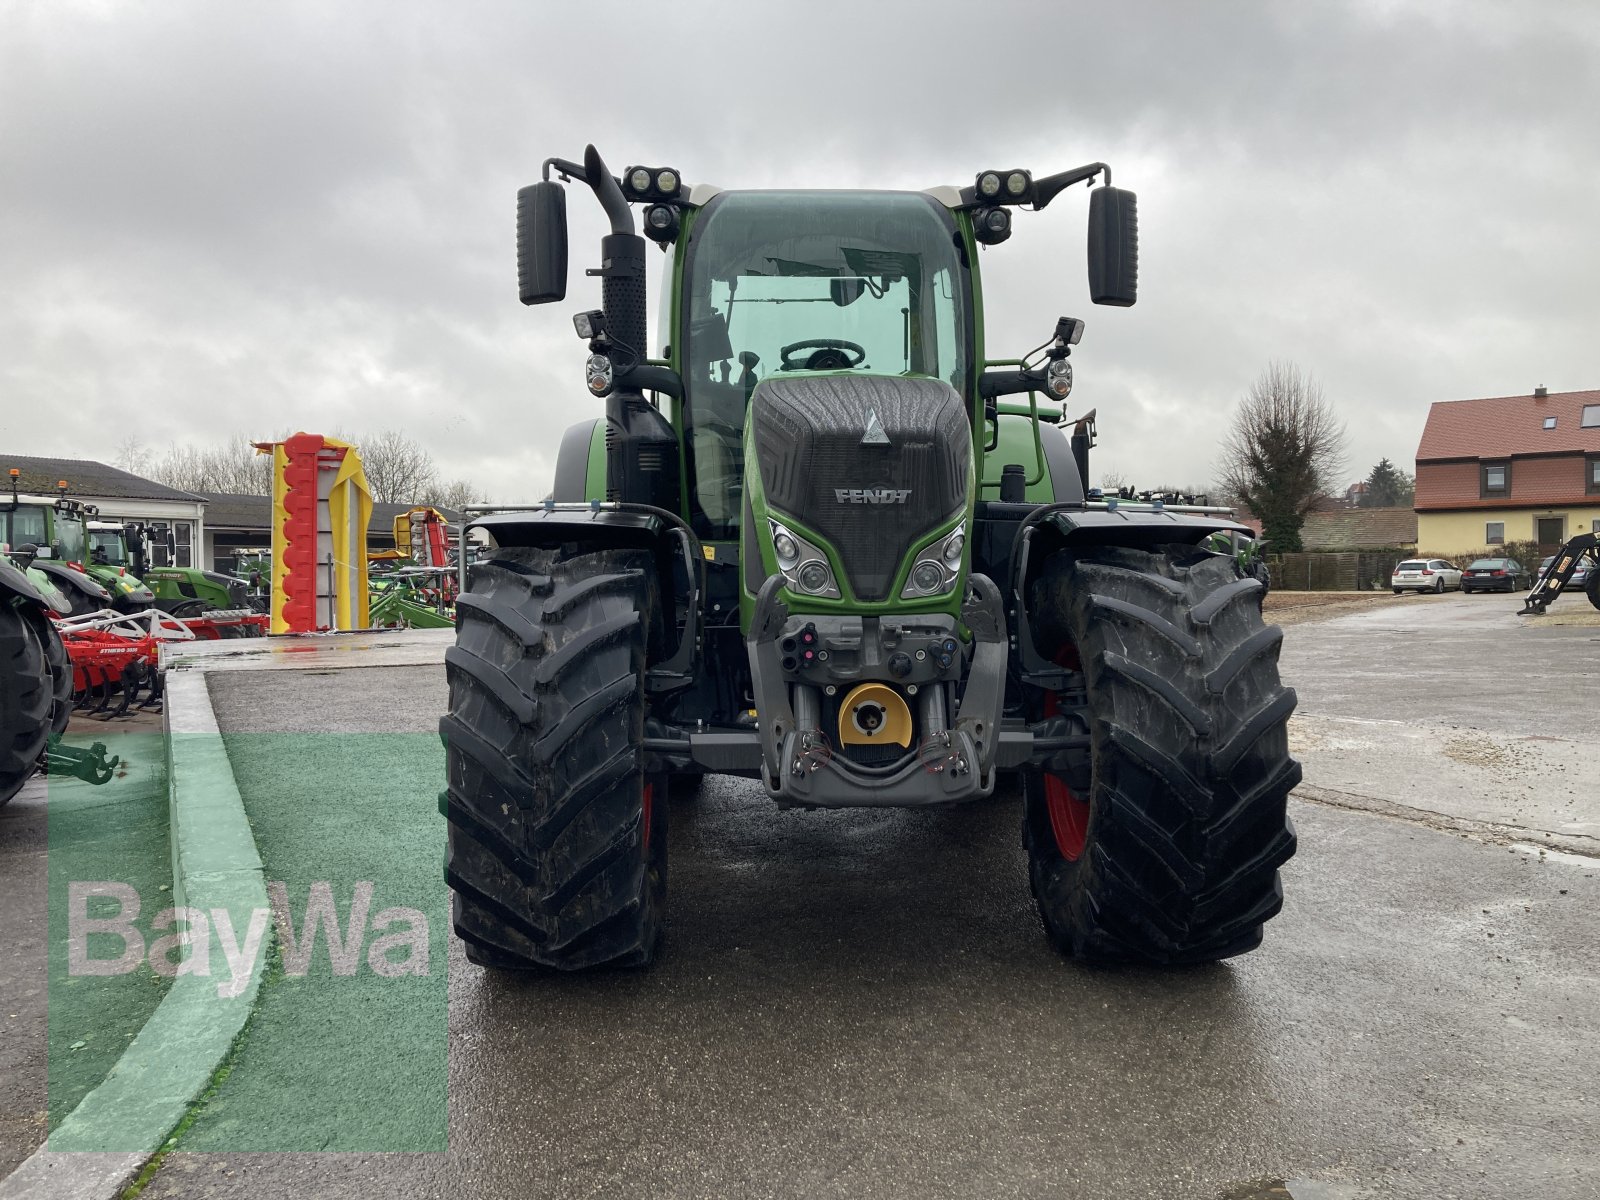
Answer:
[750, 374, 970, 602]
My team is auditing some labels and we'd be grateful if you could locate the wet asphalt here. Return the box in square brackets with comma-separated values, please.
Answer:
[7, 597, 1598, 1198]
[135, 593, 1600, 1200]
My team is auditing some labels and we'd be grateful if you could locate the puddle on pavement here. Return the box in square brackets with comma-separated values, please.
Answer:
[1219, 1181, 1362, 1200]
[1509, 841, 1600, 869]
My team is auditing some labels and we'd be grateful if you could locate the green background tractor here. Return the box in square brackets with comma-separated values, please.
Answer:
[1, 484, 123, 615]
[116, 521, 254, 618]
[440, 146, 1299, 971]
[0, 553, 71, 807]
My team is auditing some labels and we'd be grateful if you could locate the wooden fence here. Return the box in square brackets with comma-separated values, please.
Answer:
[1269, 551, 1410, 592]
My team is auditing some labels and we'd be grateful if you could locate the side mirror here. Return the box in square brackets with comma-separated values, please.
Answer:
[830, 277, 865, 307]
[1087, 186, 1138, 307]
[517, 181, 569, 305]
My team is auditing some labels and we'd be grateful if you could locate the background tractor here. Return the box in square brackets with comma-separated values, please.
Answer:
[440, 147, 1299, 971]
[0, 553, 71, 807]
[1, 477, 123, 615]
[114, 521, 256, 619]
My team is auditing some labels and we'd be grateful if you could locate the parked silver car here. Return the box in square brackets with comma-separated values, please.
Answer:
[1533, 555, 1593, 593]
[1392, 558, 1463, 594]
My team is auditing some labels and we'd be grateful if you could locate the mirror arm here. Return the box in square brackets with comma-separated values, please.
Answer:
[979, 368, 1043, 400]
[615, 363, 684, 400]
[542, 156, 590, 184]
[1031, 162, 1110, 211]
[583, 145, 635, 236]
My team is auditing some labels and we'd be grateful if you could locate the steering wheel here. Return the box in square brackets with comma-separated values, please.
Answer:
[779, 338, 867, 371]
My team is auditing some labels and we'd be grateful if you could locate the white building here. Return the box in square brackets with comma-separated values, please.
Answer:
[2, 454, 207, 567]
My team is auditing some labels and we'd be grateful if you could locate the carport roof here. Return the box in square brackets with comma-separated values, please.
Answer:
[0, 454, 204, 502]
[1417, 388, 1600, 461]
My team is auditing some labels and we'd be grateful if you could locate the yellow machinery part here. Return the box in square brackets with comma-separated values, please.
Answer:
[838, 682, 913, 748]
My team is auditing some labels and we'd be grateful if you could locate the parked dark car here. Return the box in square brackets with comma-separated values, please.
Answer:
[1461, 557, 1528, 593]
[1532, 555, 1593, 593]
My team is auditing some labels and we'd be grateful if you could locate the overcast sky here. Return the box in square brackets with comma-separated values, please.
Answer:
[3, 0, 1597, 501]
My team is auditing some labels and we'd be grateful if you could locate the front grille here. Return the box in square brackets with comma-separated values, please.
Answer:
[752, 375, 969, 601]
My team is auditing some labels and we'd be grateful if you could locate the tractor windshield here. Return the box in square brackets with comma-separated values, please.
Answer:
[681, 191, 970, 539]
[90, 528, 128, 565]
[55, 511, 87, 564]
[2, 505, 48, 553]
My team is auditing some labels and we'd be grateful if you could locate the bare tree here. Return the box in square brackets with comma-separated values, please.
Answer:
[113, 435, 152, 477]
[1217, 362, 1346, 552]
[422, 477, 486, 513]
[143, 435, 275, 495]
[360, 429, 438, 505]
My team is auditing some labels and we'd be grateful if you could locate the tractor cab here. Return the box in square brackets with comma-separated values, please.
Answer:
[88, 522, 131, 567]
[679, 191, 970, 540]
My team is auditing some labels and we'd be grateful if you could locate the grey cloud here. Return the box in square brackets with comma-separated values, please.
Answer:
[3, 0, 1598, 500]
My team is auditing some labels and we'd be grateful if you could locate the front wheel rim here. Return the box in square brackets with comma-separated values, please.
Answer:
[1043, 774, 1089, 862]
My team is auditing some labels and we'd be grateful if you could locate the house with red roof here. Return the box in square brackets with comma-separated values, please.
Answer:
[1414, 387, 1600, 555]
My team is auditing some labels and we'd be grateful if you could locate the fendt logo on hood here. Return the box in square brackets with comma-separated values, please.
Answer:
[834, 488, 912, 505]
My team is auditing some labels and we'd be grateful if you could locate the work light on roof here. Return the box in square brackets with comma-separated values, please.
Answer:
[622, 166, 683, 201]
[643, 203, 680, 245]
[974, 205, 1012, 245]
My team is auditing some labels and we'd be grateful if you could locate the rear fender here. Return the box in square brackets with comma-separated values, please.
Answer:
[469, 504, 703, 689]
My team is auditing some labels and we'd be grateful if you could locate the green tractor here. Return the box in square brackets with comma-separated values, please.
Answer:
[113, 522, 255, 618]
[1, 553, 72, 807]
[1, 483, 125, 615]
[440, 147, 1299, 971]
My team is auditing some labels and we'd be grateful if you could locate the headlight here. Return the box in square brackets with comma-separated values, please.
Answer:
[942, 528, 965, 569]
[910, 561, 944, 592]
[768, 519, 840, 599]
[586, 353, 613, 395]
[1046, 357, 1073, 399]
[797, 561, 832, 594]
[655, 169, 678, 195]
[977, 172, 1001, 198]
[901, 521, 966, 598]
[628, 167, 652, 194]
[773, 531, 800, 568]
[1006, 171, 1029, 197]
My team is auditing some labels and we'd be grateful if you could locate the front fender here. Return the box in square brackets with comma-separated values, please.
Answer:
[0, 557, 51, 608]
[34, 560, 112, 602]
[469, 503, 704, 689]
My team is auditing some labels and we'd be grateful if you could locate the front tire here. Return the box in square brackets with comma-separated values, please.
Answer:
[440, 546, 666, 971]
[1022, 545, 1299, 964]
[1, 603, 53, 807]
[1586, 569, 1600, 613]
[23, 610, 72, 736]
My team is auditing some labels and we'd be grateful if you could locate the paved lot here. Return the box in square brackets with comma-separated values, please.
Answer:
[1283, 591, 1600, 851]
[130, 595, 1599, 1200]
[7, 597, 1597, 1198]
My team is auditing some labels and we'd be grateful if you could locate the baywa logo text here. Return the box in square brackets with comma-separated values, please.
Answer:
[68, 881, 430, 998]
[834, 488, 912, 504]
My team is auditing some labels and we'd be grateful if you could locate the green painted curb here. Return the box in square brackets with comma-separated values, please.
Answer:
[0, 666, 270, 1197]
